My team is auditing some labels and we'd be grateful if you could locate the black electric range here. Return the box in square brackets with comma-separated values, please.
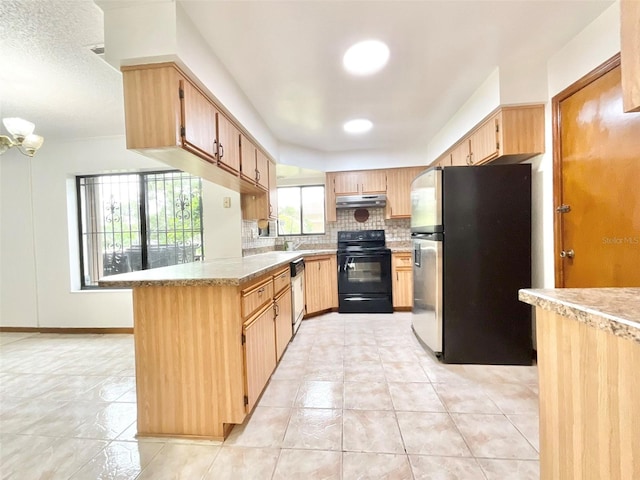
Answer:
[337, 230, 393, 313]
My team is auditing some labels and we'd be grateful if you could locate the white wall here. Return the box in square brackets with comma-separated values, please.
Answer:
[101, 1, 279, 160]
[0, 135, 241, 328]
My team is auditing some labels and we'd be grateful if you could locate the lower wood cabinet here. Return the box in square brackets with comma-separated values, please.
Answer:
[274, 287, 293, 361]
[304, 255, 338, 316]
[243, 303, 276, 412]
[392, 252, 413, 309]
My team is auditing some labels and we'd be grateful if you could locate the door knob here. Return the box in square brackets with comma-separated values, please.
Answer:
[560, 249, 575, 259]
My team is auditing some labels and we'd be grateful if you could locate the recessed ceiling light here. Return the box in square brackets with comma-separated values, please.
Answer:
[343, 119, 373, 134]
[343, 40, 390, 75]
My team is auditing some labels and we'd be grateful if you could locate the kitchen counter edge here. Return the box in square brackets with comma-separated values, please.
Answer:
[98, 249, 336, 288]
[519, 287, 640, 344]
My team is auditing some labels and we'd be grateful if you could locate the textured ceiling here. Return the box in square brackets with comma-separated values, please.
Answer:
[0, 0, 124, 142]
[0, 0, 614, 155]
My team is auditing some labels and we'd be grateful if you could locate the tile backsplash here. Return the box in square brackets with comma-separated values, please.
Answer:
[242, 208, 410, 254]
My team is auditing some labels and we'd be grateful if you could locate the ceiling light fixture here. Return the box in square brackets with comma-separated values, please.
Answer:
[0, 118, 45, 157]
[343, 119, 373, 134]
[343, 40, 390, 75]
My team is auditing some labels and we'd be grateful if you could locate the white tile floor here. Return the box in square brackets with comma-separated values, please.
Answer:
[0, 312, 540, 479]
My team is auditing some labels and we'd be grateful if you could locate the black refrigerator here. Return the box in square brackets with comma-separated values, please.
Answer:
[410, 164, 532, 365]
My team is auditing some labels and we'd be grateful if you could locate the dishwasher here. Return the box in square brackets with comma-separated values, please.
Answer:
[290, 258, 305, 334]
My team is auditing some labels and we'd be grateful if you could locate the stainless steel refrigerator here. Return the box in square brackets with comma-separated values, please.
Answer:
[411, 164, 532, 365]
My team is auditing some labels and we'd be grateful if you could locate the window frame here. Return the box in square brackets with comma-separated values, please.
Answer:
[277, 184, 326, 236]
[76, 170, 204, 290]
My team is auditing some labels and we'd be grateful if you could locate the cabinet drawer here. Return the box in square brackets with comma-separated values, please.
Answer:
[273, 267, 291, 295]
[394, 253, 413, 267]
[241, 278, 274, 319]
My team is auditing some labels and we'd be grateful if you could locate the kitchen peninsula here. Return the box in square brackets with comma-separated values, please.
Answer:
[519, 288, 640, 480]
[99, 250, 332, 440]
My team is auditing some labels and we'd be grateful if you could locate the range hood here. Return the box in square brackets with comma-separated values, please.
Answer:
[335, 194, 387, 209]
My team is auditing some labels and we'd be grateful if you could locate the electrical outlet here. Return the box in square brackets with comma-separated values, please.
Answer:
[223, 197, 231, 208]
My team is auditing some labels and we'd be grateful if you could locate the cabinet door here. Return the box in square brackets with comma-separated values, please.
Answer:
[470, 116, 499, 165]
[243, 305, 276, 412]
[360, 170, 387, 194]
[450, 140, 471, 166]
[325, 172, 337, 223]
[327, 255, 338, 309]
[274, 288, 292, 361]
[268, 160, 278, 219]
[333, 171, 361, 196]
[304, 257, 336, 314]
[256, 150, 269, 191]
[392, 253, 413, 308]
[216, 113, 241, 173]
[240, 134, 257, 181]
[180, 79, 218, 161]
[386, 167, 425, 219]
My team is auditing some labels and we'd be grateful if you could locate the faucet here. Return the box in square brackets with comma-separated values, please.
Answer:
[285, 239, 302, 251]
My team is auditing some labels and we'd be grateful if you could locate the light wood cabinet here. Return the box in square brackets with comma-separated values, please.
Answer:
[239, 133, 257, 182]
[241, 277, 274, 319]
[121, 62, 272, 195]
[392, 252, 413, 309]
[304, 255, 338, 316]
[325, 172, 338, 223]
[385, 167, 425, 219]
[268, 160, 278, 219]
[274, 287, 292, 361]
[181, 79, 218, 161]
[621, 0, 640, 113]
[243, 303, 276, 412]
[256, 150, 269, 191]
[430, 104, 545, 168]
[333, 170, 387, 196]
[216, 113, 241, 173]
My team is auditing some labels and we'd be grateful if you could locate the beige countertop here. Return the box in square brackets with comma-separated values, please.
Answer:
[98, 249, 336, 288]
[519, 288, 640, 343]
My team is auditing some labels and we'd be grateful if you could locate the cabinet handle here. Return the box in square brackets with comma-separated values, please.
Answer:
[213, 139, 218, 159]
[465, 154, 471, 166]
[274, 303, 280, 316]
[256, 169, 261, 182]
[279, 273, 286, 279]
[219, 143, 224, 159]
[396, 272, 399, 281]
[258, 287, 265, 294]
[469, 152, 474, 164]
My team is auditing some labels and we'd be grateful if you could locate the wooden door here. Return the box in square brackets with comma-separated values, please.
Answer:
[243, 305, 276, 411]
[239, 134, 257, 182]
[181, 80, 218, 161]
[360, 170, 387, 193]
[216, 113, 240, 173]
[274, 288, 292, 361]
[386, 167, 425, 218]
[333, 171, 361, 195]
[555, 58, 640, 287]
[450, 140, 470, 166]
[470, 116, 499, 165]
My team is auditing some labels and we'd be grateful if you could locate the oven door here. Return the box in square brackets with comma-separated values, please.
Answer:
[338, 252, 392, 295]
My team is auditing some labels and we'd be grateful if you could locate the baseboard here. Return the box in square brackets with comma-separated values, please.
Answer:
[0, 326, 133, 334]
[394, 307, 412, 312]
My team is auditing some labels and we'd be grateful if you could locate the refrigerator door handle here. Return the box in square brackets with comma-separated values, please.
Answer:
[414, 245, 421, 267]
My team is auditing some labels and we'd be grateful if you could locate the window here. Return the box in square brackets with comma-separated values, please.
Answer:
[277, 185, 325, 235]
[77, 171, 203, 288]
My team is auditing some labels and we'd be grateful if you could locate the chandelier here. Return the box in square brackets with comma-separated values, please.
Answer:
[0, 118, 45, 157]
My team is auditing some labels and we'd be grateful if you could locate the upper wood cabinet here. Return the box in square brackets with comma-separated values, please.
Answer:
[121, 62, 272, 195]
[216, 113, 241, 174]
[432, 104, 545, 168]
[325, 172, 338, 223]
[621, 0, 640, 112]
[239, 133, 257, 182]
[333, 170, 387, 196]
[256, 150, 269, 191]
[385, 166, 425, 219]
[268, 160, 278, 220]
[181, 79, 218, 161]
